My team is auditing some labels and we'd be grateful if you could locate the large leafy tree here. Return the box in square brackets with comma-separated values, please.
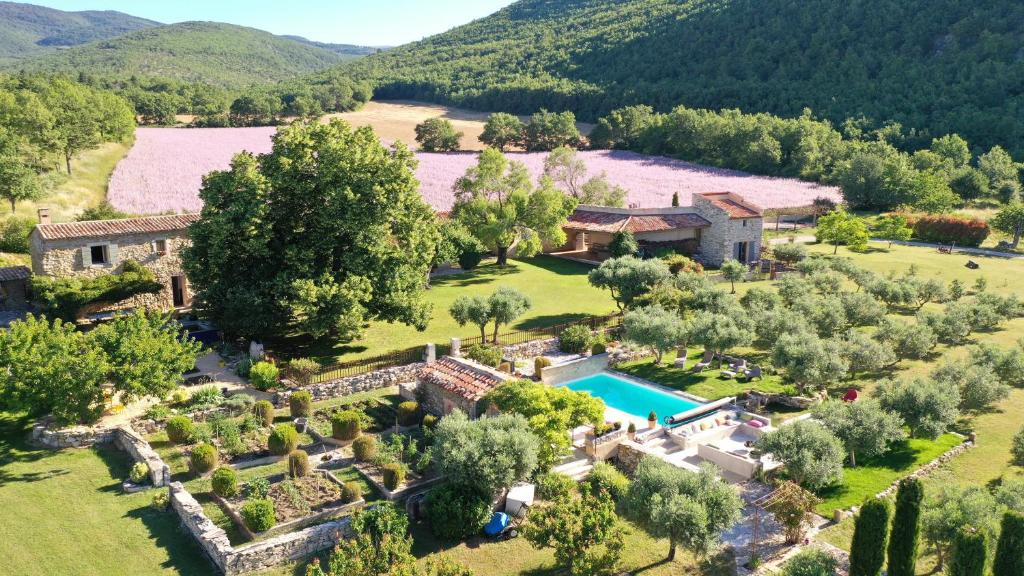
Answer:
[488, 287, 530, 341]
[522, 109, 581, 151]
[990, 202, 1024, 249]
[431, 411, 540, 496]
[770, 331, 848, 393]
[624, 458, 742, 561]
[588, 256, 671, 311]
[754, 420, 845, 490]
[0, 315, 109, 424]
[922, 483, 1000, 571]
[524, 490, 624, 576]
[183, 120, 438, 339]
[814, 399, 906, 467]
[487, 379, 603, 470]
[0, 128, 41, 213]
[873, 214, 913, 249]
[415, 117, 463, 152]
[91, 311, 203, 404]
[479, 112, 524, 151]
[449, 295, 492, 341]
[40, 78, 134, 175]
[543, 146, 626, 207]
[816, 208, 869, 253]
[452, 147, 576, 266]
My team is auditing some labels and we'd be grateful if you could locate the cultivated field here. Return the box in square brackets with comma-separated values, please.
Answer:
[107, 122, 842, 214]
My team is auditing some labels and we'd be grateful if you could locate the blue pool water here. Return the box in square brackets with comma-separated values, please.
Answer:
[560, 372, 702, 420]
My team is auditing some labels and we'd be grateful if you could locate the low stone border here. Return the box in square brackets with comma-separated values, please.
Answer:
[873, 437, 973, 501]
[32, 420, 171, 487]
[274, 363, 424, 408]
[169, 482, 356, 574]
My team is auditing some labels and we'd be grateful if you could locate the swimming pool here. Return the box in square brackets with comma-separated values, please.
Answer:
[560, 372, 702, 421]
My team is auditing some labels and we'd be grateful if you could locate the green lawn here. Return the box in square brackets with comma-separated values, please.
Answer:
[814, 434, 962, 516]
[0, 412, 211, 576]
[273, 256, 617, 363]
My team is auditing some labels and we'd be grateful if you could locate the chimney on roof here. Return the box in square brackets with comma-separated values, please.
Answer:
[37, 208, 51, 225]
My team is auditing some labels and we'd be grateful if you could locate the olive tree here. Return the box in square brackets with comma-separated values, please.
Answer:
[754, 420, 845, 490]
[814, 399, 905, 466]
[719, 259, 746, 293]
[432, 411, 540, 496]
[487, 287, 530, 342]
[622, 305, 688, 365]
[588, 256, 670, 311]
[771, 332, 849, 394]
[448, 295, 491, 341]
[874, 377, 960, 439]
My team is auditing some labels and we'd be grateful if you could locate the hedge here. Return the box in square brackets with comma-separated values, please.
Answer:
[906, 214, 990, 247]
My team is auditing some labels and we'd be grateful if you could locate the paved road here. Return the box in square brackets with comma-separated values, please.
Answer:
[768, 235, 1024, 259]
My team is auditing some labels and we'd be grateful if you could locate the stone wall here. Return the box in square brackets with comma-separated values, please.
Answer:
[502, 337, 559, 360]
[614, 441, 653, 475]
[31, 421, 119, 448]
[692, 194, 763, 265]
[873, 438, 973, 502]
[169, 481, 355, 575]
[30, 228, 192, 311]
[542, 353, 609, 385]
[274, 363, 424, 407]
[115, 426, 171, 486]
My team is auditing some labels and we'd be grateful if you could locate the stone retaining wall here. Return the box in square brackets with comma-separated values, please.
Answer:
[541, 353, 609, 385]
[169, 481, 355, 575]
[873, 438, 973, 502]
[274, 363, 424, 407]
[502, 337, 559, 360]
[115, 426, 171, 486]
[32, 421, 119, 448]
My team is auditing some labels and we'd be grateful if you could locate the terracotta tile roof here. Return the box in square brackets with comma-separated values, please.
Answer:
[34, 214, 201, 241]
[419, 357, 504, 401]
[0, 266, 30, 282]
[565, 210, 710, 234]
[701, 194, 761, 219]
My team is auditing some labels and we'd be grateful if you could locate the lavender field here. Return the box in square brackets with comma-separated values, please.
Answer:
[108, 127, 842, 214]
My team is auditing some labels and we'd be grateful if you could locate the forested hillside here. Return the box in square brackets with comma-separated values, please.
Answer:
[0, 1, 157, 63]
[282, 35, 383, 58]
[328, 0, 1024, 154]
[9, 21, 346, 89]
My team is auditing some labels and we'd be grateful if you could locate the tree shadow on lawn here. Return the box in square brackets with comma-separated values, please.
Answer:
[815, 439, 920, 503]
[0, 412, 73, 484]
[513, 312, 593, 330]
[432, 262, 525, 289]
[125, 503, 218, 574]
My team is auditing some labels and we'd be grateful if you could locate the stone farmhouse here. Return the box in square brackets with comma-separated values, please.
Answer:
[558, 192, 763, 265]
[29, 210, 200, 316]
[26, 191, 763, 317]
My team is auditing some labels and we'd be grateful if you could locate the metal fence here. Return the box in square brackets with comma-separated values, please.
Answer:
[307, 313, 621, 383]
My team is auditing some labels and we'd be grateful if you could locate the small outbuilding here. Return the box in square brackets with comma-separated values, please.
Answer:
[0, 265, 31, 311]
[417, 356, 510, 418]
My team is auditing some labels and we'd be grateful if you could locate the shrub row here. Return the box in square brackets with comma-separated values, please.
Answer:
[905, 214, 990, 247]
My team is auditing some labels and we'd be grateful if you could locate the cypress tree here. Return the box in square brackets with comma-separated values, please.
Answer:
[949, 528, 987, 576]
[993, 511, 1024, 576]
[887, 477, 924, 576]
[671, 191, 680, 206]
[849, 497, 891, 576]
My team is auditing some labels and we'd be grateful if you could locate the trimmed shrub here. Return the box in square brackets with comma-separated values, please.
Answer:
[267, 424, 299, 456]
[782, 548, 838, 576]
[458, 248, 482, 271]
[352, 435, 377, 462]
[465, 344, 501, 367]
[165, 416, 194, 444]
[534, 356, 552, 378]
[849, 497, 891, 576]
[397, 401, 420, 426]
[240, 498, 276, 533]
[426, 483, 492, 540]
[190, 443, 218, 474]
[591, 341, 607, 355]
[536, 472, 576, 501]
[663, 253, 704, 274]
[772, 242, 809, 264]
[559, 324, 592, 354]
[331, 410, 362, 441]
[151, 491, 170, 511]
[382, 463, 405, 490]
[949, 528, 987, 576]
[582, 462, 630, 501]
[249, 361, 280, 391]
[907, 214, 990, 247]
[129, 462, 149, 484]
[253, 400, 274, 427]
[288, 358, 320, 386]
[211, 467, 239, 498]
[422, 414, 438, 429]
[288, 450, 310, 478]
[342, 481, 363, 503]
[994, 511, 1024, 576]
[288, 390, 312, 418]
[887, 477, 924, 576]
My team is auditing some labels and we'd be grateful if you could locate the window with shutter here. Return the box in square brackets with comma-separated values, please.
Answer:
[89, 245, 107, 266]
[107, 243, 119, 265]
[81, 245, 92, 267]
